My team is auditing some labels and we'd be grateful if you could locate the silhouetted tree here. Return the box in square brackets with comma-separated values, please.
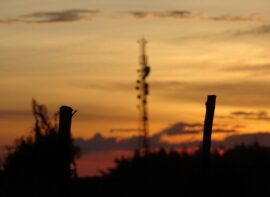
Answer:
[1, 100, 80, 197]
[72, 145, 270, 197]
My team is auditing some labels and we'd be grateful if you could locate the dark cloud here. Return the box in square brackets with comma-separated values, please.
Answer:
[179, 132, 270, 149]
[218, 110, 270, 121]
[213, 128, 237, 134]
[210, 14, 264, 22]
[0, 19, 22, 24]
[157, 122, 235, 136]
[127, 10, 266, 23]
[1, 9, 267, 25]
[75, 121, 240, 153]
[159, 122, 202, 136]
[230, 110, 270, 121]
[75, 131, 193, 154]
[164, 10, 195, 18]
[75, 122, 203, 153]
[128, 10, 198, 19]
[75, 133, 139, 153]
[75, 131, 270, 154]
[231, 111, 258, 116]
[0, 9, 100, 24]
[22, 9, 100, 23]
[129, 11, 149, 18]
[235, 25, 270, 36]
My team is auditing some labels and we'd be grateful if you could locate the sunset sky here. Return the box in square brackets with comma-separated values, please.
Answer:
[1, 0, 270, 176]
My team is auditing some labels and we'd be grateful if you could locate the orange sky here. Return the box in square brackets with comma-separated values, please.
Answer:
[1, 0, 270, 176]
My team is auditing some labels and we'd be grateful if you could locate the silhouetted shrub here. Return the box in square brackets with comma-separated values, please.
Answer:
[73, 145, 270, 197]
[1, 100, 80, 197]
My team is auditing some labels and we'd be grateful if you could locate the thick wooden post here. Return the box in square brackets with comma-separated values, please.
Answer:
[58, 106, 73, 195]
[202, 95, 216, 174]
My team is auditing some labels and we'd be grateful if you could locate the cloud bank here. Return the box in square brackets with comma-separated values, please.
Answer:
[0, 9, 100, 24]
[75, 131, 270, 154]
[22, 9, 100, 23]
[219, 110, 270, 121]
[75, 121, 240, 154]
[0, 9, 267, 24]
[235, 25, 270, 36]
[127, 10, 265, 23]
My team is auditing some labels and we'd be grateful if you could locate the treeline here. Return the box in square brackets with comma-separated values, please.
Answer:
[0, 100, 80, 197]
[1, 128, 270, 196]
[72, 144, 270, 197]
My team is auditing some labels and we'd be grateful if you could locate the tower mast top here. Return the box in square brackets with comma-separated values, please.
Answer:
[136, 38, 150, 152]
[138, 38, 147, 55]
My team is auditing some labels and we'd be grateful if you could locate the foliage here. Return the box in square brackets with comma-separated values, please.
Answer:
[73, 145, 270, 197]
[0, 100, 80, 197]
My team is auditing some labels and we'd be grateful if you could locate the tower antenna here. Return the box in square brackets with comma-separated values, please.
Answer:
[135, 38, 151, 152]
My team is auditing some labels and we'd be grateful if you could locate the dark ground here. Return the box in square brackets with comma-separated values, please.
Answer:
[1, 140, 270, 197]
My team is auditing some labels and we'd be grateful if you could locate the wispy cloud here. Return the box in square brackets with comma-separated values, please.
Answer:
[158, 122, 236, 136]
[127, 10, 266, 23]
[0, 9, 100, 24]
[235, 25, 270, 36]
[75, 129, 270, 154]
[75, 121, 240, 153]
[158, 122, 202, 136]
[210, 14, 264, 22]
[75, 133, 139, 153]
[219, 110, 270, 121]
[212, 128, 237, 134]
[0, 19, 22, 24]
[22, 9, 100, 23]
[0, 9, 268, 25]
[128, 10, 202, 19]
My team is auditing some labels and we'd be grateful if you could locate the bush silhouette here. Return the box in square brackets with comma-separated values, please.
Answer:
[73, 145, 270, 197]
[1, 100, 80, 197]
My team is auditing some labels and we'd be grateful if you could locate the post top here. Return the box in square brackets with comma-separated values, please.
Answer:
[60, 106, 73, 112]
[206, 95, 216, 106]
[208, 95, 216, 98]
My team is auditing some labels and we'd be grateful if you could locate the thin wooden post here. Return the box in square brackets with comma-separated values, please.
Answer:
[58, 106, 73, 196]
[202, 95, 216, 174]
